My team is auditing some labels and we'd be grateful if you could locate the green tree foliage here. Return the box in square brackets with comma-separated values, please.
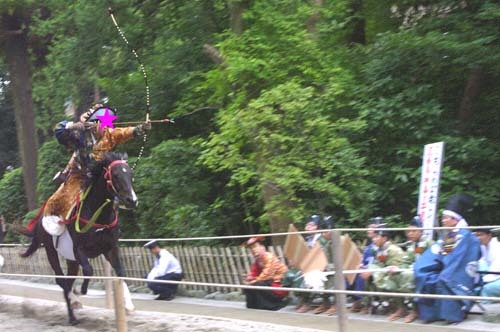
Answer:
[351, 0, 500, 223]
[198, 1, 376, 231]
[0, 168, 26, 222]
[130, 139, 223, 240]
[2, 0, 497, 241]
[36, 139, 67, 203]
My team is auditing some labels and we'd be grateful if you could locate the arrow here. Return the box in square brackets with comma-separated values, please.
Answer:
[113, 118, 174, 126]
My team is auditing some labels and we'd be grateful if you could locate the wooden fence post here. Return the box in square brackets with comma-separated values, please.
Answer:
[331, 230, 347, 332]
[105, 259, 113, 309]
[113, 278, 128, 332]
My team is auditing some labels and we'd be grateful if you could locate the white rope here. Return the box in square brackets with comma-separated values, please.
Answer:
[117, 224, 500, 243]
[324, 268, 412, 276]
[1, 224, 498, 246]
[0, 272, 498, 303]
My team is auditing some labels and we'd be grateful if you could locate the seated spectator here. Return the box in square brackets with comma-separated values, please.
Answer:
[243, 236, 288, 311]
[144, 240, 183, 301]
[400, 216, 433, 323]
[350, 217, 381, 313]
[475, 228, 500, 301]
[294, 215, 336, 315]
[414, 193, 481, 324]
[360, 223, 411, 321]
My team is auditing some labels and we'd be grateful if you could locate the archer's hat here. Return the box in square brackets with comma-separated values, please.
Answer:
[475, 228, 492, 235]
[369, 216, 384, 225]
[409, 216, 423, 228]
[80, 104, 117, 122]
[375, 223, 391, 237]
[321, 215, 334, 229]
[309, 214, 320, 225]
[442, 193, 474, 221]
[144, 240, 160, 249]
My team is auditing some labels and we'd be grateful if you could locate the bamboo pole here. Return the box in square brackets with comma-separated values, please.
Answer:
[206, 247, 221, 292]
[240, 246, 251, 275]
[173, 246, 189, 290]
[219, 247, 233, 291]
[200, 247, 214, 292]
[193, 246, 208, 291]
[231, 246, 245, 285]
[113, 279, 128, 332]
[184, 246, 197, 290]
[225, 247, 239, 291]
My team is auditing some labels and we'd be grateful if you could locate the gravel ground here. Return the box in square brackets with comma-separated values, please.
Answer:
[0, 295, 324, 332]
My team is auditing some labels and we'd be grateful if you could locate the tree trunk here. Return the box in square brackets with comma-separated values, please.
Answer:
[306, 0, 324, 37]
[256, 153, 293, 246]
[458, 67, 482, 127]
[2, 12, 38, 210]
[346, 0, 366, 45]
[228, 0, 250, 35]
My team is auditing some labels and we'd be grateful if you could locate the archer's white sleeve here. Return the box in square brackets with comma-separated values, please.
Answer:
[484, 238, 500, 283]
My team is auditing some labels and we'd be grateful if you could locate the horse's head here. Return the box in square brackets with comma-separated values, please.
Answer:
[101, 152, 138, 209]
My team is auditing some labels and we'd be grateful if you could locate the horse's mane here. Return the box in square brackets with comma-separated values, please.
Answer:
[88, 152, 128, 181]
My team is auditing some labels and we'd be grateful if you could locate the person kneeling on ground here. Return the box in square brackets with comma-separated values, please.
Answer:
[243, 236, 289, 311]
[144, 240, 184, 300]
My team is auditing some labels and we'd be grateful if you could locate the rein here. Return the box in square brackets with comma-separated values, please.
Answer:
[74, 184, 114, 233]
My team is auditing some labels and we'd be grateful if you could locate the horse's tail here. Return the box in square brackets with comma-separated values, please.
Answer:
[18, 222, 42, 258]
[15, 203, 47, 258]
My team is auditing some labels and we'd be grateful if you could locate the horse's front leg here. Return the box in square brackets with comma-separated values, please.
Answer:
[66, 259, 83, 309]
[43, 236, 79, 325]
[75, 249, 93, 295]
[105, 246, 135, 313]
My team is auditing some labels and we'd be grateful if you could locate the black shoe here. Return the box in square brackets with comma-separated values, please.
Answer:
[155, 293, 175, 301]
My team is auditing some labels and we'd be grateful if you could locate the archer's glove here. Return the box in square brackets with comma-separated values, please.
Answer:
[66, 121, 85, 131]
[134, 122, 151, 136]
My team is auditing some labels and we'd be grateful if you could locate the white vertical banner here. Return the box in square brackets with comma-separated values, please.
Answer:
[417, 142, 445, 240]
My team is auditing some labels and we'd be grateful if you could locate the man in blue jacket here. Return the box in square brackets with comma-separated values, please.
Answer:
[414, 193, 481, 324]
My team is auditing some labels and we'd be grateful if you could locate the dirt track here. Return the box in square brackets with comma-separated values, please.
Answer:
[0, 279, 494, 332]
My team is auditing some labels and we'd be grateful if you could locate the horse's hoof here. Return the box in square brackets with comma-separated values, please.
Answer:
[70, 319, 80, 326]
[71, 301, 83, 310]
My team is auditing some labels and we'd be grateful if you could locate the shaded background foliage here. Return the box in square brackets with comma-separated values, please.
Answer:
[0, 0, 498, 243]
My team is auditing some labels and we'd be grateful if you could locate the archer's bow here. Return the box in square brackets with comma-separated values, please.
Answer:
[108, 7, 151, 170]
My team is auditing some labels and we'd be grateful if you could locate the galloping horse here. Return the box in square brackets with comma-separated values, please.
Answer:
[21, 152, 138, 325]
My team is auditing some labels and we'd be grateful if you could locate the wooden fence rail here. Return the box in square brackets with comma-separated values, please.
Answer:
[0, 245, 284, 293]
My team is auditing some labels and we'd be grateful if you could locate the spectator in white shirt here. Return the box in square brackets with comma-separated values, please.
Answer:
[144, 240, 183, 300]
[475, 229, 500, 300]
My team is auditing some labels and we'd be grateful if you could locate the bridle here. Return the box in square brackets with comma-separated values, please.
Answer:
[103, 159, 130, 197]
